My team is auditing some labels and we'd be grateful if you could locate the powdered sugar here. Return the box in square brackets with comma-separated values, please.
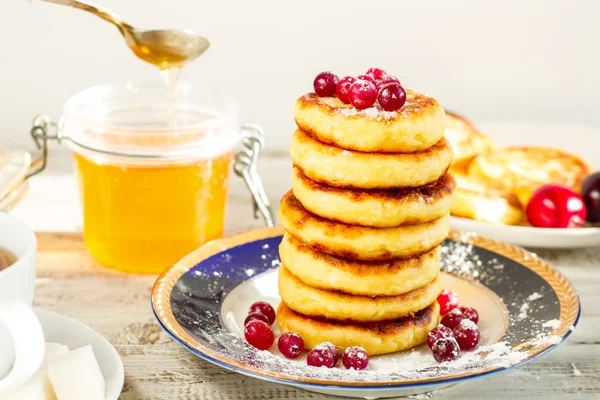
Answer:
[339, 105, 398, 121]
[542, 319, 561, 329]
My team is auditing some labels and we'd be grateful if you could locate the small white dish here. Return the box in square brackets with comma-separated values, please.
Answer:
[451, 217, 600, 249]
[34, 308, 124, 400]
[452, 121, 600, 249]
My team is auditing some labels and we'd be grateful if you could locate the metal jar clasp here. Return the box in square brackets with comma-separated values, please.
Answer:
[26, 115, 275, 228]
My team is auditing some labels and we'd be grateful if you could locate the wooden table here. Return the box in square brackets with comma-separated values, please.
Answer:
[14, 154, 600, 399]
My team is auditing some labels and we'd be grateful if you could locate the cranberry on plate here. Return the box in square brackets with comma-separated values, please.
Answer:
[526, 184, 587, 228]
[432, 337, 460, 363]
[307, 344, 337, 368]
[458, 306, 479, 324]
[453, 319, 480, 351]
[244, 320, 274, 350]
[437, 289, 459, 315]
[278, 332, 304, 359]
[244, 312, 270, 326]
[440, 308, 466, 329]
[248, 301, 276, 325]
[427, 325, 454, 350]
[342, 346, 369, 370]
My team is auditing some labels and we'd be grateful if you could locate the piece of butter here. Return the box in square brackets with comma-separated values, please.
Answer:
[2, 369, 57, 400]
[47, 345, 105, 400]
[2, 343, 69, 400]
[42, 343, 70, 367]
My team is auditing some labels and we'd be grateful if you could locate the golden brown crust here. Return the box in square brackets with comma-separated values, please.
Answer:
[294, 90, 447, 153]
[279, 190, 451, 260]
[280, 233, 441, 296]
[291, 167, 455, 227]
[468, 146, 591, 192]
[444, 111, 495, 169]
[290, 129, 454, 189]
[278, 265, 441, 322]
[295, 166, 456, 203]
[276, 301, 440, 355]
[278, 301, 438, 335]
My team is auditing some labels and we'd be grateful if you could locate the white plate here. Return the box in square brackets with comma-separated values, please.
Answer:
[452, 121, 600, 249]
[35, 308, 124, 400]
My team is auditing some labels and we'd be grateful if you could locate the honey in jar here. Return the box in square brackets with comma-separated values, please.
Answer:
[61, 82, 241, 274]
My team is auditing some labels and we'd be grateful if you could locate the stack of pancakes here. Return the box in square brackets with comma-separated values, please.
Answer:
[276, 91, 455, 356]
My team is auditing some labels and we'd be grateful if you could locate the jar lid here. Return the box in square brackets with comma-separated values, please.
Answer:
[60, 82, 241, 164]
[0, 149, 31, 211]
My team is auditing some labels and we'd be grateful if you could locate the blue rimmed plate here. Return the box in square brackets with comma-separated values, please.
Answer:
[151, 227, 580, 398]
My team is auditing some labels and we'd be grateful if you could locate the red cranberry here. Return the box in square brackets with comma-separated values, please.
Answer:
[432, 337, 460, 363]
[322, 342, 340, 364]
[278, 332, 304, 359]
[365, 67, 387, 81]
[249, 301, 275, 325]
[342, 346, 369, 370]
[348, 80, 377, 110]
[244, 320, 274, 350]
[356, 74, 377, 85]
[336, 76, 357, 104]
[313, 72, 339, 97]
[458, 306, 479, 324]
[376, 75, 401, 89]
[377, 83, 406, 111]
[306, 345, 336, 368]
[453, 319, 480, 351]
[526, 184, 586, 228]
[437, 289, 459, 315]
[582, 171, 600, 223]
[440, 309, 466, 329]
[244, 312, 270, 326]
[427, 325, 454, 350]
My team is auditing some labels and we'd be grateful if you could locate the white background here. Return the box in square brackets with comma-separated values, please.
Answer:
[1, 0, 599, 154]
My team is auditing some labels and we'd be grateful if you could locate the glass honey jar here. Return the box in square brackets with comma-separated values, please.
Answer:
[26, 82, 273, 274]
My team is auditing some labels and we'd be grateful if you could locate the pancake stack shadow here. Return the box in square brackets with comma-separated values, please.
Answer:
[276, 90, 455, 355]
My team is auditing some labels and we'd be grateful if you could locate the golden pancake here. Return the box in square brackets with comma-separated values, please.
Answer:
[468, 146, 591, 193]
[451, 173, 524, 225]
[444, 111, 495, 169]
[276, 301, 440, 356]
[290, 130, 453, 189]
[278, 265, 441, 322]
[292, 167, 455, 227]
[279, 233, 440, 296]
[294, 91, 446, 153]
[279, 191, 450, 260]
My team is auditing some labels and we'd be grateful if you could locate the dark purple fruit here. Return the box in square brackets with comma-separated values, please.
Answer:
[582, 171, 600, 223]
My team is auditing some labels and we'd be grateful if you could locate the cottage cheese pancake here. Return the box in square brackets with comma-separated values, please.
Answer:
[292, 167, 455, 227]
[294, 90, 446, 153]
[451, 173, 524, 225]
[279, 233, 440, 296]
[290, 130, 453, 189]
[468, 146, 591, 193]
[445, 111, 494, 169]
[276, 301, 440, 356]
[278, 265, 441, 322]
[279, 191, 450, 260]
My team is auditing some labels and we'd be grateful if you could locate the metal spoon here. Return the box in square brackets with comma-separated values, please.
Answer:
[41, 0, 209, 69]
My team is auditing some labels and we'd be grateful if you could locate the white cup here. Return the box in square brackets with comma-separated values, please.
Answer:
[0, 212, 45, 393]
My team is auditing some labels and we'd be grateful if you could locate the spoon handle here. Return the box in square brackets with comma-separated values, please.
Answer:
[39, 0, 133, 32]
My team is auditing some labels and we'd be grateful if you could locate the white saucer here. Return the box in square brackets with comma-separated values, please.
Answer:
[452, 121, 600, 249]
[34, 308, 124, 400]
